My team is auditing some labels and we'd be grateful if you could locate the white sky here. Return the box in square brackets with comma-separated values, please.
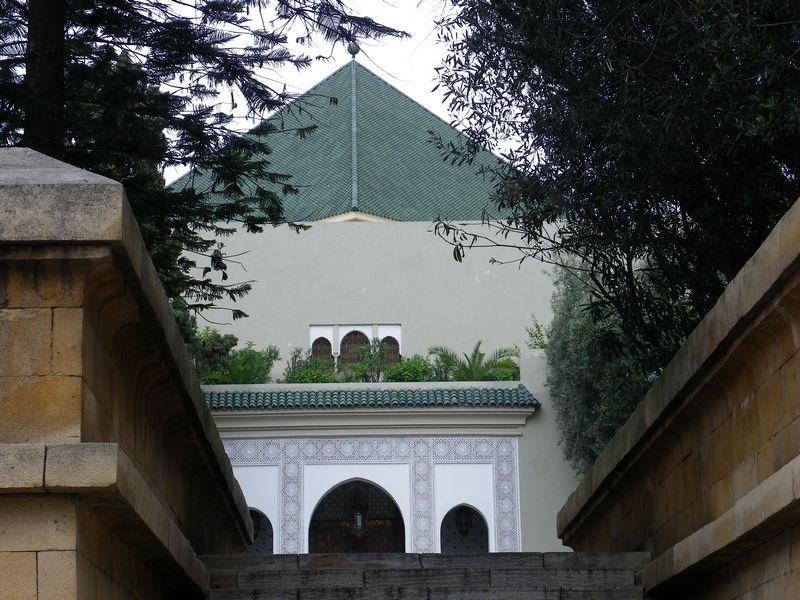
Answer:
[272, 0, 455, 120]
[166, 1, 456, 180]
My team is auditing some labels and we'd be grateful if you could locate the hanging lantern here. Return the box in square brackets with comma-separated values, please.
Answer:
[348, 487, 367, 539]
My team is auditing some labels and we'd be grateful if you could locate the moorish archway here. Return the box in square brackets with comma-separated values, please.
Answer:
[440, 505, 489, 553]
[245, 508, 274, 554]
[308, 480, 405, 553]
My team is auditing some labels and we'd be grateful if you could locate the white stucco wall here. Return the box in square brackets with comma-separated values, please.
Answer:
[517, 350, 580, 551]
[214, 221, 552, 374]
[433, 463, 496, 552]
[232, 465, 280, 551]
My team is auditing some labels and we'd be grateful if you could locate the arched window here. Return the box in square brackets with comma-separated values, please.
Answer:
[311, 337, 332, 361]
[339, 331, 369, 365]
[245, 509, 274, 555]
[440, 505, 488, 553]
[309, 480, 405, 553]
[381, 336, 400, 367]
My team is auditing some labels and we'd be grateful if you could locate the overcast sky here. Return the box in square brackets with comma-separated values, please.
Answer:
[166, 1, 456, 180]
[272, 0, 455, 121]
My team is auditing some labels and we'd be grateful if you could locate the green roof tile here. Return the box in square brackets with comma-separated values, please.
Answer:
[204, 384, 539, 411]
[170, 62, 503, 222]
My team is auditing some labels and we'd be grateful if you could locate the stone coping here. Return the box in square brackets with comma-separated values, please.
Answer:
[202, 551, 652, 571]
[557, 195, 800, 538]
[640, 449, 800, 592]
[0, 442, 209, 594]
[0, 148, 250, 546]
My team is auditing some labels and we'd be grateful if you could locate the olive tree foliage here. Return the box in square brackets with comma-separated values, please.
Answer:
[434, 0, 800, 377]
[0, 0, 403, 318]
[546, 264, 652, 473]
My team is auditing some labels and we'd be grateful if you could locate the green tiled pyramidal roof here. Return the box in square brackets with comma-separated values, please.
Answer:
[170, 61, 503, 222]
[204, 382, 538, 411]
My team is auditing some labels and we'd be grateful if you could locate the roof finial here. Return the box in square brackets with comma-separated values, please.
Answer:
[350, 48, 358, 211]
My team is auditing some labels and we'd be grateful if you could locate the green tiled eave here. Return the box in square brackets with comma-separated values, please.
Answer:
[204, 384, 539, 412]
[169, 62, 504, 223]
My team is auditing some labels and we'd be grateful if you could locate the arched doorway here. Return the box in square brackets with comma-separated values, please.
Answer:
[245, 509, 274, 554]
[440, 505, 489, 553]
[309, 480, 405, 553]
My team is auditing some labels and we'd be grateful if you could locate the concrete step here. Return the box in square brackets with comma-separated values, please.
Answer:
[202, 552, 650, 600]
[209, 585, 646, 600]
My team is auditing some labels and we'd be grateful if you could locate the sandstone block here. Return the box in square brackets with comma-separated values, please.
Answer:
[0, 250, 107, 308]
[38, 551, 77, 600]
[45, 443, 118, 492]
[491, 567, 634, 589]
[778, 201, 800, 274]
[0, 308, 51, 375]
[421, 553, 541, 570]
[204, 554, 298, 572]
[52, 308, 83, 375]
[0, 376, 81, 443]
[0, 444, 45, 492]
[542, 551, 649, 570]
[365, 569, 490, 589]
[76, 501, 114, 576]
[0, 496, 76, 551]
[303, 553, 419, 571]
[76, 554, 97, 600]
[0, 551, 36, 600]
[240, 569, 365, 590]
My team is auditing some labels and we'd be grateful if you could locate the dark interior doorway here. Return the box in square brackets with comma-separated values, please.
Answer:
[245, 509, 274, 554]
[440, 505, 489, 553]
[309, 480, 405, 553]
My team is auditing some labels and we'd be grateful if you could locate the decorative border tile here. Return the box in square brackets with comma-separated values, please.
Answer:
[224, 436, 520, 553]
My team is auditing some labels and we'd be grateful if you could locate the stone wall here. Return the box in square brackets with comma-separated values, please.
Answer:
[557, 193, 800, 597]
[0, 149, 251, 599]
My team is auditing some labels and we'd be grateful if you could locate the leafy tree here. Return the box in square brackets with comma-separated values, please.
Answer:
[526, 316, 549, 350]
[222, 342, 281, 384]
[1, 0, 403, 317]
[385, 355, 432, 382]
[191, 327, 239, 383]
[546, 265, 652, 473]
[435, 0, 800, 376]
[188, 327, 280, 384]
[281, 347, 336, 383]
[341, 337, 391, 383]
[428, 341, 519, 381]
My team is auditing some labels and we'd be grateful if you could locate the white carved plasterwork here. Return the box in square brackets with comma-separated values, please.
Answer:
[224, 436, 520, 553]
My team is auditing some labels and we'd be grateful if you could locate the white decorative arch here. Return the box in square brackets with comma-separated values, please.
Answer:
[224, 437, 520, 554]
[308, 325, 334, 347]
[303, 464, 411, 553]
[338, 325, 372, 341]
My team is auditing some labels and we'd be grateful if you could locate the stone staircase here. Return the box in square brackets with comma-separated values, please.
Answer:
[202, 552, 649, 599]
